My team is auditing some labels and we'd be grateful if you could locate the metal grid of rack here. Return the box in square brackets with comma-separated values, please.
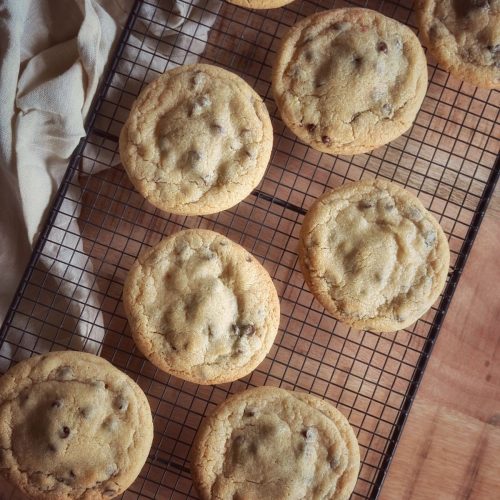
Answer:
[1, 0, 499, 498]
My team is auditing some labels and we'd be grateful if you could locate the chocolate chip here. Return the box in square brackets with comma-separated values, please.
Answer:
[382, 103, 393, 116]
[408, 207, 422, 221]
[244, 407, 256, 417]
[302, 427, 317, 441]
[199, 95, 210, 106]
[353, 56, 363, 67]
[189, 95, 211, 116]
[234, 435, 245, 445]
[69, 470, 76, 479]
[211, 123, 224, 135]
[60, 426, 70, 439]
[333, 21, 351, 31]
[188, 150, 201, 165]
[103, 489, 117, 497]
[424, 230, 437, 248]
[51, 400, 62, 409]
[305, 51, 313, 62]
[115, 397, 128, 412]
[358, 200, 374, 209]
[377, 41, 388, 54]
[103, 416, 118, 431]
[321, 136, 331, 145]
[306, 123, 316, 133]
[80, 407, 92, 419]
[239, 324, 255, 336]
[57, 366, 73, 381]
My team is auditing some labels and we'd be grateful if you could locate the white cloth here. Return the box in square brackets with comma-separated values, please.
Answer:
[0, 0, 131, 370]
[0, 0, 221, 494]
[0, 0, 219, 356]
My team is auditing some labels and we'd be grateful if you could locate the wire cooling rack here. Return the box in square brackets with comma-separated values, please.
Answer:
[1, 0, 499, 498]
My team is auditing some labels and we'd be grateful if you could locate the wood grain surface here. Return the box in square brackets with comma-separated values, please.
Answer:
[381, 183, 500, 499]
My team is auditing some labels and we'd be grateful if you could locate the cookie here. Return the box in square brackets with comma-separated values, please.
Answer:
[416, 0, 500, 89]
[272, 8, 428, 155]
[226, 0, 294, 9]
[191, 386, 360, 500]
[119, 63, 273, 215]
[123, 229, 280, 385]
[299, 179, 450, 332]
[0, 351, 153, 499]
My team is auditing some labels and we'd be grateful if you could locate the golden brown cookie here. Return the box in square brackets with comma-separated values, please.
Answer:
[119, 64, 273, 215]
[123, 229, 280, 385]
[191, 386, 360, 500]
[416, 0, 500, 89]
[272, 8, 428, 155]
[226, 0, 294, 9]
[0, 351, 153, 499]
[299, 179, 450, 332]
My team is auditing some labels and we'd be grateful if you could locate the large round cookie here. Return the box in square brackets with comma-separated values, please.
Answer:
[272, 8, 428, 155]
[119, 64, 273, 215]
[226, 0, 294, 9]
[0, 351, 153, 499]
[299, 179, 450, 332]
[191, 386, 360, 500]
[123, 229, 280, 385]
[416, 0, 500, 89]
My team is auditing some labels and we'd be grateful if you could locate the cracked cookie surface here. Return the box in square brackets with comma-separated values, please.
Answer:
[299, 179, 450, 332]
[123, 229, 280, 385]
[191, 386, 360, 500]
[119, 64, 273, 215]
[416, 0, 500, 89]
[272, 8, 428, 155]
[0, 351, 153, 499]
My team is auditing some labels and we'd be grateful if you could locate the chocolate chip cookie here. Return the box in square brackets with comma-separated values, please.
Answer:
[119, 63, 273, 215]
[226, 0, 293, 9]
[123, 229, 280, 385]
[299, 179, 450, 332]
[416, 0, 500, 89]
[0, 351, 153, 499]
[272, 8, 428, 155]
[191, 386, 360, 500]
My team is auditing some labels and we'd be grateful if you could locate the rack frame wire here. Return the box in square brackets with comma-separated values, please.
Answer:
[1, 0, 499, 498]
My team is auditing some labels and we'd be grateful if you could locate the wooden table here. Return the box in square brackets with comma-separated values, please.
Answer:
[381, 184, 500, 499]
